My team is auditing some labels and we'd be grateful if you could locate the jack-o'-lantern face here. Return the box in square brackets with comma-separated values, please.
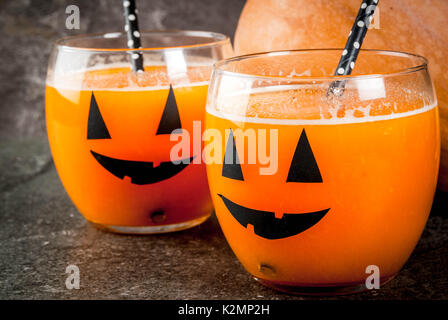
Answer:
[218, 129, 330, 240]
[88, 85, 193, 185]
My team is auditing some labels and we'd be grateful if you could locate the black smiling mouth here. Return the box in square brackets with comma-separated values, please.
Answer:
[218, 194, 329, 240]
[91, 150, 194, 185]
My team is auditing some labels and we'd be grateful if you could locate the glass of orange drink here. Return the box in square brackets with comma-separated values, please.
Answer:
[205, 49, 440, 294]
[46, 31, 232, 234]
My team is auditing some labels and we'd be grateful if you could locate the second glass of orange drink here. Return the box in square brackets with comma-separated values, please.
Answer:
[46, 31, 232, 233]
[205, 49, 440, 294]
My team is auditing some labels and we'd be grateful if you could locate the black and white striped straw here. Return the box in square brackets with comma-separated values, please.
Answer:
[328, 0, 379, 97]
[123, 0, 144, 72]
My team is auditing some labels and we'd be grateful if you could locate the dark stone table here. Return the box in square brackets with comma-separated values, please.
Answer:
[0, 137, 447, 300]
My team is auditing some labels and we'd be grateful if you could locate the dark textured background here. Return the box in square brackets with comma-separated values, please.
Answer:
[1, 0, 447, 300]
[0, 0, 244, 138]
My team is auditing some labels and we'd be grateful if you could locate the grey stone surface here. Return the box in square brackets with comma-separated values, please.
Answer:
[0, 138, 447, 300]
[0, 0, 245, 138]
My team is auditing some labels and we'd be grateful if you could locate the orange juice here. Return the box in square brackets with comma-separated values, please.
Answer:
[46, 65, 213, 230]
[205, 86, 440, 288]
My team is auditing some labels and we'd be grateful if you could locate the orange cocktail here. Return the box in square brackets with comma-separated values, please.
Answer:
[46, 31, 232, 233]
[205, 49, 440, 294]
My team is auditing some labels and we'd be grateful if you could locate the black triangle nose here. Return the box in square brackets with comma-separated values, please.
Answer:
[156, 84, 182, 134]
[222, 129, 244, 181]
[87, 92, 111, 140]
[287, 129, 323, 183]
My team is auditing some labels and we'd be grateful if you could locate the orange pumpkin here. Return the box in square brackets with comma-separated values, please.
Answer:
[234, 0, 448, 191]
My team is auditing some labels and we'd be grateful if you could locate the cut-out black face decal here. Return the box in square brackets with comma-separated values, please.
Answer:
[156, 85, 182, 135]
[88, 88, 192, 185]
[219, 128, 329, 240]
[218, 194, 329, 240]
[87, 93, 111, 140]
[222, 129, 244, 181]
[90, 151, 193, 185]
[287, 129, 323, 183]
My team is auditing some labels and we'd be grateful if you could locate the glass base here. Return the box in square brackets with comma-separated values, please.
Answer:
[254, 274, 396, 296]
[91, 214, 210, 235]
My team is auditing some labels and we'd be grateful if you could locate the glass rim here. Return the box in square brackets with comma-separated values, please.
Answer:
[53, 30, 230, 53]
[213, 48, 429, 82]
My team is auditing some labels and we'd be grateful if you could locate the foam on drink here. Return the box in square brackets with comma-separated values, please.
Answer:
[207, 82, 437, 125]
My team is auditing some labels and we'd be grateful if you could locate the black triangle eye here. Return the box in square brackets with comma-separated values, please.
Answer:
[87, 93, 111, 140]
[287, 129, 323, 183]
[156, 85, 182, 134]
[222, 129, 244, 181]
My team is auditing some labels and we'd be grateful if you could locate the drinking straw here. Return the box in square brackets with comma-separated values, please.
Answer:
[327, 0, 379, 96]
[123, 0, 144, 72]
